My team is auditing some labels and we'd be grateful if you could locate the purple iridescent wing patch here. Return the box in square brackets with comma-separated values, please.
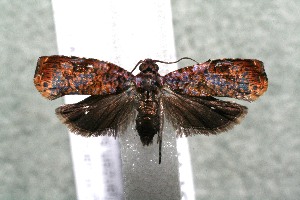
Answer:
[164, 59, 268, 101]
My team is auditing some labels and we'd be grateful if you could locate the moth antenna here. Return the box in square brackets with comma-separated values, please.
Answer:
[131, 60, 144, 73]
[153, 57, 199, 65]
[131, 57, 199, 73]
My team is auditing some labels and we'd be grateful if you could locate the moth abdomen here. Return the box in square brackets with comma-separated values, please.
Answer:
[136, 100, 160, 146]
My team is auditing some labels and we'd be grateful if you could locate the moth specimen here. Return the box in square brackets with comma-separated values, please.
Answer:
[34, 55, 268, 163]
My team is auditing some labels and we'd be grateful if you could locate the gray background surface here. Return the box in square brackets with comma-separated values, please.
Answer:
[0, 0, 299, 199]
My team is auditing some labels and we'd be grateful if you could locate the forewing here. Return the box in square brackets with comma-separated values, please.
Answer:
[164, 59, 268, 101]
[161, 88, 247, 136]
[34, 55, 134, 100]
[55, 89, 135, 137]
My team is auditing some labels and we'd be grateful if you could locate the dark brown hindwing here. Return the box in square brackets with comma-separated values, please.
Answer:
[162, 88, 248, 136]
[55, 89, 135, 137]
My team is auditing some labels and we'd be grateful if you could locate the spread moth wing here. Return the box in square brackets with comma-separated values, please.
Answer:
[161, 88, 247, 136]
[34, 55, 134, 100]
[164, 59, 268, 101]
[55, 89, 135, 137]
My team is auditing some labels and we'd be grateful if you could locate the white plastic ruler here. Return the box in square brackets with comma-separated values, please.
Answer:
[51, 0, 194, 199]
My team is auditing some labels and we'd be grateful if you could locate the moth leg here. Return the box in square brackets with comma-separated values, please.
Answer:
[157, 98, 164, 164]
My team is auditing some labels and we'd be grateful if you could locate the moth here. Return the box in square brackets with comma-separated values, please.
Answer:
[34, 55, 268, 163]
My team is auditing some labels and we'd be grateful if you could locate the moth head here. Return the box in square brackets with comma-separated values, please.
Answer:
[138, 59, 159, 73]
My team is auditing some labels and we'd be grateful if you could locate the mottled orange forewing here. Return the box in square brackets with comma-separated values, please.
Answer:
[34, 55, 134, 100]
[164, 59, 268, 101]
